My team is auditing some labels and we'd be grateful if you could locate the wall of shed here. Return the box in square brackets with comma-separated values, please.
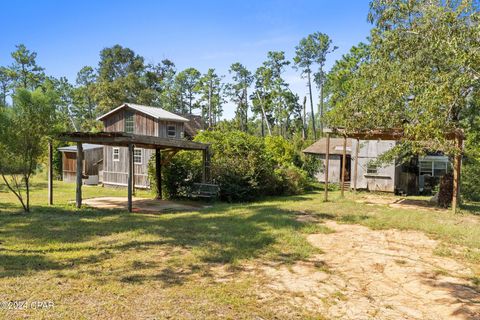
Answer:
[61, 148, 103, 183]
[100, 107, 185, 188]
[102, 108, 184, 139]
[314, 155, 342, 183]
[352, 139, 397, 192]
[102, 146, 153, 188]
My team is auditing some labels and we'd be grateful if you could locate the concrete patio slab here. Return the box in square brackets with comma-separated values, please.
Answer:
[83, 197, 204, 213]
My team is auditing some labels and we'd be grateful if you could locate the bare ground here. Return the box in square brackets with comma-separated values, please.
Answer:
[258, 221, 480, 320]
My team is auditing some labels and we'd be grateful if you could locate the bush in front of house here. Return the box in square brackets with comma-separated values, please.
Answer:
[462, 160, 480, 202]
[149, 130, 314, 201]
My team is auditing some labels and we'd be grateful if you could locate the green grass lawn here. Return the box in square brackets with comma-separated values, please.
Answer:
[0, 177, 479, 319]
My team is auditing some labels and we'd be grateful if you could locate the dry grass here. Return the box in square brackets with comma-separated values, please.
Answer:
[0, 177, 479, 319]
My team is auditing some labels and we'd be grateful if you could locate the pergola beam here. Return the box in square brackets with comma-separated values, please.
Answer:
[57, 132, 208, 150]
[54, 131, 210, 213]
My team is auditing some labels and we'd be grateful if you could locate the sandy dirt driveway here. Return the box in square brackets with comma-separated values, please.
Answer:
[260, 221, 480, 320]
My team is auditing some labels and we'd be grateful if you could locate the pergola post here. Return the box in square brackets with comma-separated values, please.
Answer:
[452, 134, 463, 213]
[132, 145, 136, 196]
[76, 142, 83, 208]
[48, 140, 53, 205]
[341, 135, 347, 197]
[155, 148, 162, 200]
[353, 138, 359, 194]
[324, 133, 330, 202]
[127, 144, 133, 213]
[202, 147, 211, 183]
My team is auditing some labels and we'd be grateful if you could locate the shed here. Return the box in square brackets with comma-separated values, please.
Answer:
[58, 144, 103, 185]
[303, 138, 352, 184]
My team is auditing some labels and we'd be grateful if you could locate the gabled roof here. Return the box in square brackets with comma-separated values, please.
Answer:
[303, 138, 352, 155]
[96, 103, 189, 122]
[58, 144, 103, 152]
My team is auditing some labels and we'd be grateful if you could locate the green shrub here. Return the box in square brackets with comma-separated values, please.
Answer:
[149, 130, 313, 202]
[462, 160, 480, 202]
[148, 151, 202, 199]
[274, 165, 310, 195]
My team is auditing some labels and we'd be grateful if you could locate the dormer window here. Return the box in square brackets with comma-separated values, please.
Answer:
[167, 125, 176, 138]
[125, 111, 134, 134]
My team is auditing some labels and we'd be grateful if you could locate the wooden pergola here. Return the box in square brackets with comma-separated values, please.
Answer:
[322, 128, 464, 212]
[48, 132, 210, 213]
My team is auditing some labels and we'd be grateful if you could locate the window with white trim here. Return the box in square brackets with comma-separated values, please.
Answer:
[367, 163, 378, 174]
[134, 148, 142, 164]
[113, 148, 120, 161]
[419, 160, 448, 177]
[125, 111, 134, 133]
[167, 125, 176, 138]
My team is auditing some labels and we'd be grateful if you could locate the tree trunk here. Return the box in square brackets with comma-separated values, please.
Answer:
[302, 96, 307, 139]
[25, 175, 30, 212]
[307, 71, 316, 140]
[244, 87, 248, 133]
[319, 84, 324, 135]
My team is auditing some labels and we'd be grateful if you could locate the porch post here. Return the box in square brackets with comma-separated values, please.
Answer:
[324, 133, 330, 202]
[452, 133, 463, 212]
[341, 135, 347, 197]
[353, 138, 359, 194]
[48, 140, 53, 205]
[205, 146, 211, 182]
[132, 146, 136, 196]
[202, 148, 207, 183]
[155, 148, 162, 200]
[76, 142, 83, 208]
[127, 144, 133, 213]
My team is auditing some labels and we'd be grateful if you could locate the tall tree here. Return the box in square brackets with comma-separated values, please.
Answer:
[328, 0, 480, 155]
[227, 63, 253, 132]
[157, 59, 178, 111]
[197, 69, 224, 127]
[73, 66, 98, 130]
[0, 67, 13, 107]
[94, 45, 148, 113]
[263, 51, 291, 136]
[175, 68, 201, 115]
[324, 42, 371, 128]
[294, 32, 336, 139]
[9, 44, 45, 90]
[0, 89, 57, 212]
[251, 66, 274, 136]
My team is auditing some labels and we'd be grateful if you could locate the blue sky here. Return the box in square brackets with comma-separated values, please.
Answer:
[0, 0, 372, 118]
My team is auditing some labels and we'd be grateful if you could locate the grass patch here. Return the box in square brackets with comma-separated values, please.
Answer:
[0, 176, 479, 318]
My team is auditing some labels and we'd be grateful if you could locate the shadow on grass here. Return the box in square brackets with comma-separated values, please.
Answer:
[461, 203, 480, 215]
[0, 200, 324, 279]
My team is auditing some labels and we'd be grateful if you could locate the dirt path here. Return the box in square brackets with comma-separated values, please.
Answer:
[260, 221, 480, 319]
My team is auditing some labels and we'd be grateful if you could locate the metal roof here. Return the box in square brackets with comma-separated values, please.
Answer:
[96, 103, 189, 122]
[303, 138, 352, 155]
[58, 143, 103, 152]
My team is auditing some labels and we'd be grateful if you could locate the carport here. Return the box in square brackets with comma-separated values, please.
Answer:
[48, 132, 210, 212]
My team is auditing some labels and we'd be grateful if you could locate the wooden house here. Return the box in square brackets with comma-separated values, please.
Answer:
[58, 144, 103, 184]
[303, 138, 352, 185]
[304, 138, 451, 194]
[96, 103, 190, 188]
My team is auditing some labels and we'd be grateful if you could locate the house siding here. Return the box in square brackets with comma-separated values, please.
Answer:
[61, 148, 103, 183]
[101, 107, 184, 188]
[352, 139, 397, 192]
[314, 155, 342, 183]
